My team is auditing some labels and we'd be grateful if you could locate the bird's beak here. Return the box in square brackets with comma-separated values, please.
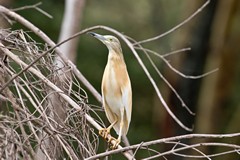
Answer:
[88, 32, 107, 42]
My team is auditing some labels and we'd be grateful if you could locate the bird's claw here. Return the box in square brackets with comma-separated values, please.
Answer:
[108, 137, 120, 150]
[99, 127, 120, 149]
[99, 128, 110, 140]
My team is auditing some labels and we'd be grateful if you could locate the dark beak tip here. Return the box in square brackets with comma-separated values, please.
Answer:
[87, 32, 105, 41]
[87, 32, 96, 36]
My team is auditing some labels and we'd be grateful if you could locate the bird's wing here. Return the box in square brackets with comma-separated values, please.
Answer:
[121, 76, 132, 130]
[102, 94, 117, 125]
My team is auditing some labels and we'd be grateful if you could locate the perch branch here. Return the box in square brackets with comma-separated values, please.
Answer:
[86, 132, 240, 160]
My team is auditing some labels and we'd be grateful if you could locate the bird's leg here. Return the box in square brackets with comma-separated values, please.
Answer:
[99, 119, 117, 140]
[108, 124, 122, 149]
[109, 109, 124, 149]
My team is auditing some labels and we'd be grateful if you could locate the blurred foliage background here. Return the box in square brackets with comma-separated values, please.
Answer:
[1, 0, 240, 159]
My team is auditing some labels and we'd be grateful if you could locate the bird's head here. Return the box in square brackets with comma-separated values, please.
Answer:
[88, 32, 122, 53]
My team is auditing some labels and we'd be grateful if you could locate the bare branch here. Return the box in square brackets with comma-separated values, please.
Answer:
[12, 2, 53, 19]
[133, 44, 195, 115]
[143, 142, 240, 160]
[86, 133, 240, 160]
[0, 5, 94, 97]
[0, 41, 132, 159]
[136, 47, 219, 79]
[134, 0, 210, 45]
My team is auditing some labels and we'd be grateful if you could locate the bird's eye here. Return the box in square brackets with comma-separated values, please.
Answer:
[109, 38, 113, 42]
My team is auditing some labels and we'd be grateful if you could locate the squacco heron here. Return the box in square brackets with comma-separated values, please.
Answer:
[89, 32, 132, 149]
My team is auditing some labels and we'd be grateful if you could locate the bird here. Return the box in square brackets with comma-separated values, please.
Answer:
[88, 32, 132, 149]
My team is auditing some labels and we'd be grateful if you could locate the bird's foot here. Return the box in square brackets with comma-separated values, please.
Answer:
[99, 128, 110, 140]
[108, 137, 120, 150]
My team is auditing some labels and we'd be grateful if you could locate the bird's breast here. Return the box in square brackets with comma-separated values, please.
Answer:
[102, 60, 127, 114]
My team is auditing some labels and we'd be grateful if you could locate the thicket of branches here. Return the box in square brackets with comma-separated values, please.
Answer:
[0, 1, 240, 160]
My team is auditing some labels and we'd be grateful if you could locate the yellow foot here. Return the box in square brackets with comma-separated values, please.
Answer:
[108, 137, 120, 150]
[99, 128, 110, 140]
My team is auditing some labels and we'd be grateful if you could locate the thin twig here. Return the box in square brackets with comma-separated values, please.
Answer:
[167, 141, 211, 160]
[134, 44, 195, 115]
[12, 2, 53, 19]
[134, 0, 210, 45]
[136, 47, 219, 79]
[162, 48, 191, 58]
[143, 142, 240, 160]
[12, 2, 42, 11]
[173, 149, 239, 159]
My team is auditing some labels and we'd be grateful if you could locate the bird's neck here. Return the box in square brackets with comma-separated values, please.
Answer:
[108, 49, 125, 63]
